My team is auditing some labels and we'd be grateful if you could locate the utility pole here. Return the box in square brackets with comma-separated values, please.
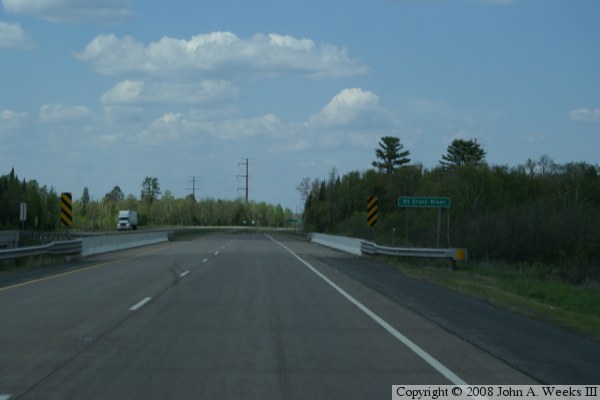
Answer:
[237, 158, 249, 203]
[186, 176, 199, 200]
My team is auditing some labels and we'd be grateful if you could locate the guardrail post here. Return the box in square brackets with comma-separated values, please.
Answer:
[436, 207, 442, 248]
[449, 258, 457, 271]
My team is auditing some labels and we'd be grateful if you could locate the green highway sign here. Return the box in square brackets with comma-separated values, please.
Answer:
[398, 196, 451, 208]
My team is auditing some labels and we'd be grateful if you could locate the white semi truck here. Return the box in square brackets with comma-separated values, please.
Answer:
[117, 210, 138, 231]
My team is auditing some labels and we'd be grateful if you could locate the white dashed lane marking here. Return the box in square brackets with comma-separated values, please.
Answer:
[129, 297, 152, 312]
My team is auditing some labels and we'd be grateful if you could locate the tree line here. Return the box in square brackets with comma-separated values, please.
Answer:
[0, 169, 60, 230]
[300, 137, 600, 282]
[0, 170, 294, 231]
[76, 191, 294, 230]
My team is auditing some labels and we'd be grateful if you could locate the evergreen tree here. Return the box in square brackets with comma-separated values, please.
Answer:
[371, 136, 411, 174]
[81, 187, 90, 216]
[440, 139, 486, 168]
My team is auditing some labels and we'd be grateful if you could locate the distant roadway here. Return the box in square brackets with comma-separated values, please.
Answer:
[0, 232, 597, 399]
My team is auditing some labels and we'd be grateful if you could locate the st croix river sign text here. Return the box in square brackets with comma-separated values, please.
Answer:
[398, 197, 451, 208]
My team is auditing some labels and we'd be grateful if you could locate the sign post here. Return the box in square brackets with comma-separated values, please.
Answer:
[437, 207, 442, 248]
[398, 197, 451, 248]
[19, 202, 27, 231]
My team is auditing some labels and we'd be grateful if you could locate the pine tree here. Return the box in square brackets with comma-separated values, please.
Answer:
[440, 139, 486, 168]
[81, 187, 90, 216]
[371, 136, 411, 174]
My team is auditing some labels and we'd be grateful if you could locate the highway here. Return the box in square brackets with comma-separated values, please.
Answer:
[0, 232, 594, 399]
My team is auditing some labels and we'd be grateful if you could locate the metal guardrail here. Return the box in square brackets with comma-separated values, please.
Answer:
[0, 240, 82, 261]
[19, 231, 79, 244]
[361, 240, 467, 269]
[0, 231, 19, 249]
[309, 233, 363, 256]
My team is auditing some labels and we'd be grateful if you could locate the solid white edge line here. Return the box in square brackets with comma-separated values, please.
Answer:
[0, 394, 11, 400]
[129, 297, 152, 311]
[266, 234, 468, 386]
[180, 271, 190, 277]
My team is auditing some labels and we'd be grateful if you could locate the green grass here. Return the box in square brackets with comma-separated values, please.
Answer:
[0, 254, 73, 278]
[382, 258, 600, 339]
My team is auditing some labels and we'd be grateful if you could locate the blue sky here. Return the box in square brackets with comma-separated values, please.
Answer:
[1, 0, 599, 211]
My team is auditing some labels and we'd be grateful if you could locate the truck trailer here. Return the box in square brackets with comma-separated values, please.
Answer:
[117, 210, 138, 231]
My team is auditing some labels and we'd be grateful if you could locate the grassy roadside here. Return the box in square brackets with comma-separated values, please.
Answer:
[380, 257, 600, 340]
[0, 255, 74, 279]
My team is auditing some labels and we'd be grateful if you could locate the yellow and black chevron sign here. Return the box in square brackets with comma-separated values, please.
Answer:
[367, 195, 378, 227]
[61, 192, 73, 227]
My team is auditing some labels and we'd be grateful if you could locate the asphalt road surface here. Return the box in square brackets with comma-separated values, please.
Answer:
[0, 232, 593, 399]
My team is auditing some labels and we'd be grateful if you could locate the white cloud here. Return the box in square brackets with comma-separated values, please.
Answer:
[570, 108, 600, 122]
[304, 88, 421, 150]
[134, 111, 289, 146]
[103, 105, 143, 122]
[137, 112, 186, 145]
[268, 139, 310, 154]
[40, 104, 91, 123]
[75, 32, 367, 78]
[0, 109, 27, 134]
[101, 80, 239, 104]
[308, 88, 395, 129]
[28, 88, 405, 173]
[209, 114, 285, 140]
[2, 0, 133, 23]
[187, 106, 239, 121]
[0, 21, 34, 48]
[309, 88, 378, 127]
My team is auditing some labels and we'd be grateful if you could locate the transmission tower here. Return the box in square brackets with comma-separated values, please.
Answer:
[237, 158, 249, 203]
[186, 176, 200, 200]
